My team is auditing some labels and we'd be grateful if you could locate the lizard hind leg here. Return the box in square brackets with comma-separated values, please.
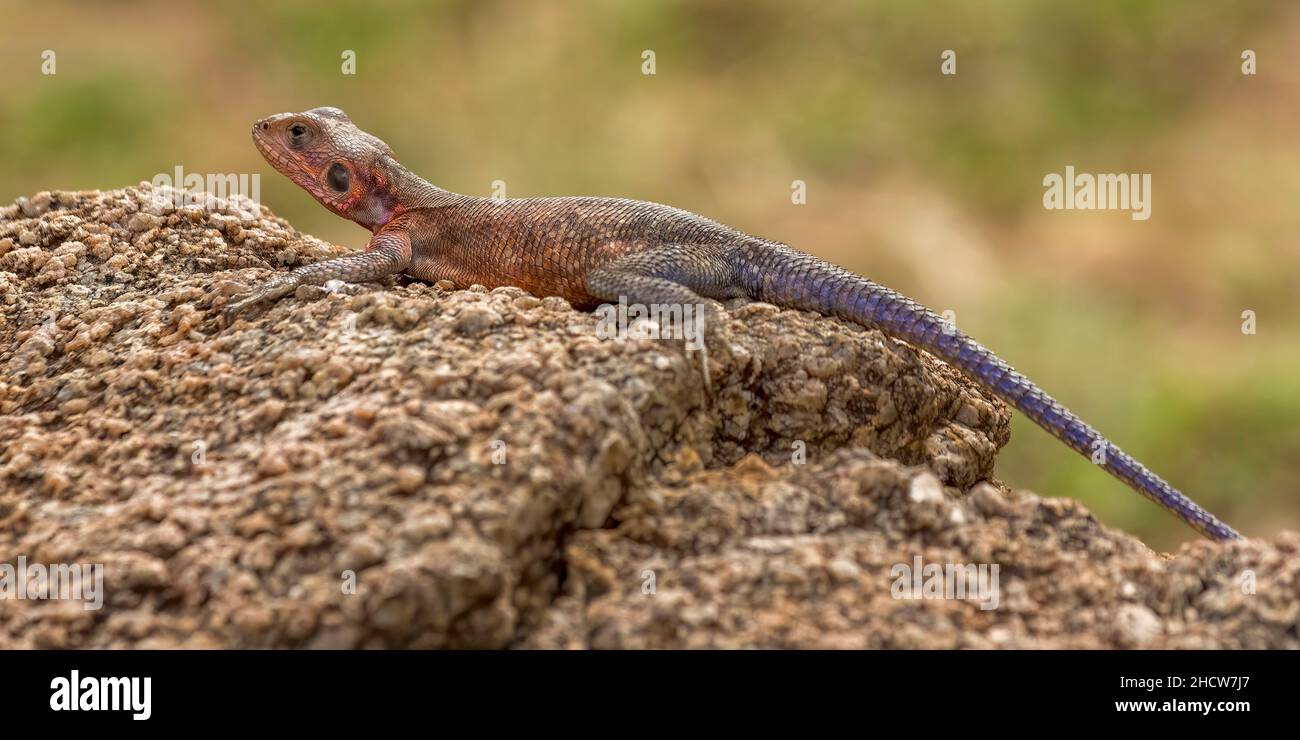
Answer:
[584, 245, 739, 395]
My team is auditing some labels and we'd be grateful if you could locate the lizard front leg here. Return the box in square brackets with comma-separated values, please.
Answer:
[223, 215, 413, 322]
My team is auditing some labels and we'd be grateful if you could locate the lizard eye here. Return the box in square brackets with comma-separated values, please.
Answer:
[327, 163, 351, 192]
[287, 123, 312, 149]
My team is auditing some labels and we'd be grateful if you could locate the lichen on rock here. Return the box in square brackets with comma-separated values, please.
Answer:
[0, 185, 1294, 648]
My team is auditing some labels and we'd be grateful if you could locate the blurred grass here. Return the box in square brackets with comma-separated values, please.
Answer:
[1, 0, 1297, 549]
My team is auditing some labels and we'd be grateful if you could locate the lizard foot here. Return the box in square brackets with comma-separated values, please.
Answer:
[221, 276, 299, 325]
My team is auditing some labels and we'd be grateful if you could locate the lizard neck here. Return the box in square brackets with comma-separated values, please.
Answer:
[392, 165, 469, 208]
[358, 160, 469, 232]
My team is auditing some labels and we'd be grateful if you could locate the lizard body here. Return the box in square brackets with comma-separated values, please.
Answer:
[230, 106, 1241, 542]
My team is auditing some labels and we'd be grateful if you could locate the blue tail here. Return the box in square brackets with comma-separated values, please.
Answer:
[735, 243, 1241, 542]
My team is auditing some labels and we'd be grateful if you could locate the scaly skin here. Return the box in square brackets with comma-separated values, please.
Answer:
[229, 106, 1242, 542]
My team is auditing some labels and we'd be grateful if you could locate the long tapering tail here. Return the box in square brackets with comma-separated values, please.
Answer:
[734, 242, 1241, 542]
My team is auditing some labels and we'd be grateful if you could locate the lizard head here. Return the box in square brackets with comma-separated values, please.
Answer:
[252, 107, 401, 230]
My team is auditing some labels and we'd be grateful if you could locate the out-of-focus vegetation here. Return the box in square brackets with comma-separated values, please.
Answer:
[2, 0, 1296, 549]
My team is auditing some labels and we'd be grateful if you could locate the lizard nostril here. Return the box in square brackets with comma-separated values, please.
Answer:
[259, 122, 269, 131]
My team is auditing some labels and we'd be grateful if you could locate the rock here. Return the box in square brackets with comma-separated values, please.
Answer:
[127, 212, 163, 233]
[0, 184, 1295, 649]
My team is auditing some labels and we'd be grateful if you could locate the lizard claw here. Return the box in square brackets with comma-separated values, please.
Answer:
[694, 342, 713, 398]
[692, 299, 726, 400]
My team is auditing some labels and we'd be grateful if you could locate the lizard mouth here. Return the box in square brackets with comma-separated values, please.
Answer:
[251, 124, 321, 196]
[251, 125, 290, 171]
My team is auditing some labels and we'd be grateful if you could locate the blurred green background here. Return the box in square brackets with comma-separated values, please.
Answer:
[2, 0, 1297, 549]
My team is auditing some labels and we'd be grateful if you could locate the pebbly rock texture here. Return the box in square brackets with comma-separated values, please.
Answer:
[0, 184, 1295, 649]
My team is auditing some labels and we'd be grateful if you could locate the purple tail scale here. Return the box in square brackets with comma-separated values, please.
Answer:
[734, 242, 1241, 542]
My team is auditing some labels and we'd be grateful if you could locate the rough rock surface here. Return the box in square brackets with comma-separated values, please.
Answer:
[0, 185, 1295, 649]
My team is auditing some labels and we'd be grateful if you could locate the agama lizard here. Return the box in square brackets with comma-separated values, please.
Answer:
[227, 106, 1242, 542]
